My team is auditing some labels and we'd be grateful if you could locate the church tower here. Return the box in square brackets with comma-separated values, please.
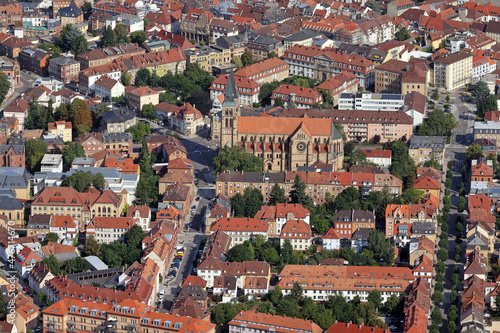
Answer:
[220, 72, 240, 148]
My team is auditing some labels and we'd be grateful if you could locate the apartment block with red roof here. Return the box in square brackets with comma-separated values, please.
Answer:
[326, 322, 390, 333]
[409, 235, 435, 266]
[280, 219, 312, 251]
[161, 102, 204, 136]
[125, 86, 160, 112]
[229, 310, 322, 333]
[403, 278, 431, 333]
[316, 71, 359, 107]
[127, 204, 151, 231]
[413, 176, 441, 200]
[271, 84, 323, 109]
[15, 246, 42, 278]
[210, 74, 261, 106]
[471, 159, 494, 186]
[359, 149, 392, 168]
[49, 215, 79, 242]
[197, 259, 270, 289]
[322, 228, 341, 251]
[210, 218, 268, 246]
[278, 265, 415, 303]
[234, 57, 289, 85]
[85, 217, 135, 244]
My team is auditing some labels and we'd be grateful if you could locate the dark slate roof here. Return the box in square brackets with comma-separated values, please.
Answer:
[0, 196, 23, 210]
[58, 0, 83, 18]
[0, 167, 29, 189]
[284, 29, 321, 42]
[411, 221, 436, 234]
[102, 109, 136, 124]
[351, 228, 372, 240]
[222, 71, 238, 107]
[408, 136, 445, 149]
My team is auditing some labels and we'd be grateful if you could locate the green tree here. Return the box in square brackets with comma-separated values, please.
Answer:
[84, 235, 100, 256]
[333, 187, 360, 211]
[213, 146, 263, 174]
[41, 233, 59, 246]
[25, 139, 47, 172]
[71, 35, 88, 56]
[186, 91, 212, 116]
[448, 321, 456, 333]
[457, 196, 466, 213]
[41, 255, 60, 275]
[37, 291, 45, 302]
[99, 26, 117, 48]
[290, 282, 303, 303]
[431, 89, 440, 101]
[471, 80, 490, 100]
[465, 144, 484, 163]
[141, 103, 155, 119]
[243, 187, 263, 217]
[114, 25, 130, 44]
[241, 51, 254, 67]
[82, 1, 92, 12]
[56, 103, 70, 121]
[432, 291, 443, 306]
[259, 82, 280, 106]
[269, 183, 286, 205]
[367, 289, 382, 309]
[130, 31, 147, 44]
[61, 171, 105, 192]
[366, 230, 395, 265]
[274, 96, 285, 107]
[290, 174, 313, 207]
[124, 225, 146, 249]
[395, 27, 411, 41]
[417, 109, 457, 136]
[437, 249, 447, 261]
[436, 261, 445, 274]
[94, 103, 110, 118]
[56, 24, 84, 52]
[62, 142, 85, 170]
[276, 297, 298, 317]
[230, 193, 245, 217]
[70, 99, 92, 129]
[136, 68, 151, 86]
[127, 122, 151, 141]
[226, 241, 255, 262]
[268, 286, 282, 305]
[261, 247, 280, 265]
[478, 94, 499, 118]
[367, 0, 383, 14]
[121, 71, 132, 86]
[0, 72, 10, 106]
[400, 188, 424, 204]
[231, 56, 243, 69]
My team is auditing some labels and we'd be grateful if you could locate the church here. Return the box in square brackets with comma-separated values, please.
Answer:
[213, 73, 344, 172]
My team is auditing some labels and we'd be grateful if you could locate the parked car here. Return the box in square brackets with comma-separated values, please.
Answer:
[175, 252, 184, 257]
[173, 258, 181, 263]
[172, 263, 180, 268]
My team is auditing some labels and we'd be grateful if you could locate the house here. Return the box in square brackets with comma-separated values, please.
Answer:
[104, 157, 138, 174]
[408, 136, 445, 166]
[48, 121, 72, 142]
[350, 228, 372, 253]
[280, 219, 312, 251]
[77, 43, 146, 70]
[27, 215, 51, 239]
[413, 176, 441, 199]
[234, 57, 289, 85]
[18, 48, 50, 75]
[157, 102, 204, 135]
[0, 138, 25, 168]
[180, 8, 214, 44]
[86, 217, 135, 244]
[101, 109, 137, 134]
[326, 322, 389, 333]
[40, 154, 63, 173]
[359, 149, 392, 167]
[94, 76, 125, 100]
[322, 228, 340, 251]
[210, 218, 268, 246]
[49, 215, 78, 242]
[74, 132, 104, 157]
[213, 276, 237, 302]
[271, 84, 323, 109]
[125, 86, 160, 112]
[210, 75, 260, 106]
[255, 203, 310, 238]
[3, 98, 29, 130]
[0, 167, 30, 200]
[333, 210, 376, 237]
[57, 0, 83, 26]
[0, 196, 24, 227]
[27, 262, 54, 295]
[15, 246, 42, 278]
[197, 259, 270, 289]
[247, 35, 284, 62]
[412, 254, 434, 283]
[471, 160, 493, 187]
[315, 71, 359, 107]
[127, 205, 151, 231]
[339, 92, 405, 111]
[374, 59, 429, 95]
[41, 242, 79, 261]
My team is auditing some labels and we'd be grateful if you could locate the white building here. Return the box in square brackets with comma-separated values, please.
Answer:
[15, 247, 41, 278]
[80, 66, 122, 94]
[472, 55, 496, 82]
[127, 205, 151, 231]
[49, 215, 79, 241]
[339, 92, 405, 111]
[40, 154, 63, 173]
[359, 149, 392, 167]
[94, 76, 125, 100]
[322, 228, 341, 251]
[85, 217, 135, 244]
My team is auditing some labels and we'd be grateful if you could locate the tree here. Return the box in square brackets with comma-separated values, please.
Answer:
[25, 139, 47, 172]
[366, 230, 395, 265]
[121, 71, 132, 86]
[367, 290, 382, 309]
[56, 103, 70, 121]
[71, 35, 88, 56]
[231, 56, 243, 69]
[241, 51, 254, 67]
[457, 196, 466, 213]
[432, 291, 443, 306]
[114, 25, 130, 44]
[243, 187, 263, 217]
[269, 183, 285, 205]
[268, 286, 282, 305]
[99, 26, 117, 48]
[465, 144, 484, 163]
[431, 89, 439, 101]
[448, 321, 456, 333]
[26, 102, 48, 130]
[478, 94, 498, 118]
[62, 142, 85, 170]
[436, 261, 445, 274]
[367, 0, 383, 14]
[42, 254, 61, 275]
[471, 80, 490, 100]
[230, 193, 246, 217]
[213, 146, 263, 174]
[136, 68, 151, 86]
[0, 72, 10, 106]
[130, 31, 147, 44]
[124, 225, 146, 249]
[259, 82, 280, 106]
[186, 91, 212, 116]
[226, 241, 255, 262]
[417, 109, 457, 136]
[290, 174, 313, 207]
[41, 233, 59, 246]
[56, 24, 85, 53]
[82, 1, 92, 13]
[37, 291, 45, 302]
[290, 282, 303, 303]
[437, 249, 447, 261]
[141, 103, 155, 119]
[261, 247, 280, 265]
[333, 187, 360, 211]
[84, 235, 100, 256]
[276, 297, 298, 317]
[94, 103, 110, 118]
[70, 99, 92, 129]
[400, 188, 424, 204]
[334, 123, 347, 141]
[274, 96, 285, 107]
[395, 27, 411, 41]
[127, 122, 151, 141]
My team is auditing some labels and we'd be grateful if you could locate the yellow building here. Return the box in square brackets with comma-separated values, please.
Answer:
[48, 121, 72, 142]
[433, 52, 473, 91]
[185, 47, 230, 73]
[125, 86, 160, 112]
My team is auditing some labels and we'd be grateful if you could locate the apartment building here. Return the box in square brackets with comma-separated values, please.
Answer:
[101, 109, 136, 134]
[408, 136, 445, 165]
[278, 265, 415, 302]
[375, 59, 429, 95]
[385, 203, 438, 240]
[180, 8, 213, 43]
[156, 102, 204, 135]
[474, 121, 500, 150]
[333, 210, 375, 237]
[86, 217, 135, 244]
[49, 215, 78, 241]
[271, 84, 323, 108]
[78, 63, 122, 94]
[77, 43, 146, 69]
[114, 48, 187, 79]
[42, 298, 215, 333]
[433, 52, 473, 91]
[316, 71, 359, 107]
[210, 218, 268, 246]
[197, 259, 270, 288]
[338, 92, 405, 111]
[228, 311, 322, 333]
[184, 47, 230, 73]
[234, 57, 289, 84]
[125, 86, 160, 112]
[247, 35, 284, 62]
[18, 49, 50, 75]
[254, 203, 310, 238]
[359, 149, 392, 167]
[358, 14, 395, 44]
[283, 45, 376, 88]
[48, 56, 80, 84]
[280, 219, 312, 250]
[209, 19, 238, 42]
[48, 121, 72, 142]
[210, 75, 260, 106]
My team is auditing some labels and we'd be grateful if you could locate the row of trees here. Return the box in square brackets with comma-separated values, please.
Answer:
[42, 254, 91, 275]
[25, 140, 86, 173]
[417, 108, 457, 137]
[61, 170, 105, 192]
[471, 81, 498, 119]
[136, 141, 159, 205]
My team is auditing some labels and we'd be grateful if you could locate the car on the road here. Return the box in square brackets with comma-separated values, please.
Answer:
[172, 263, 180, 268]
[36, 326, 42, 331]
[173, 258, 181, 263]
[168, 271, 177, 277]
[195, 197, 200, 201]
[175, 252, 184, 257]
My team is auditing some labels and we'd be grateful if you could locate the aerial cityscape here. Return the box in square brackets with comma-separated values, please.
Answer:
[0, 0, 496, 332]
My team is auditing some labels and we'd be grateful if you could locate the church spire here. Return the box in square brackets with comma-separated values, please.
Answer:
[223, 71, 239, 107]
